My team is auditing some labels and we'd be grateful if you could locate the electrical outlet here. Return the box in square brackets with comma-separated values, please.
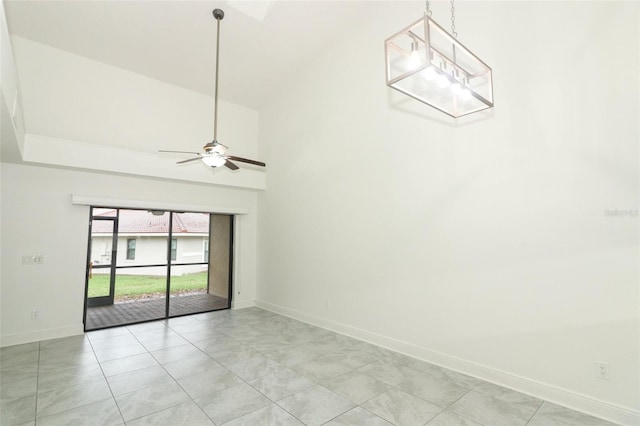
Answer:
[595, 361, 611, 380]
[31, 309, 39, 320]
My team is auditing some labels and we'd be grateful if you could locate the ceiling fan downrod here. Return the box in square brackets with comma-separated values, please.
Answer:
[212, 9, 224, 144]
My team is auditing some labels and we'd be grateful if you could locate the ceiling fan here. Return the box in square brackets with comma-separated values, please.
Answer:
[160, 9, 265, 171]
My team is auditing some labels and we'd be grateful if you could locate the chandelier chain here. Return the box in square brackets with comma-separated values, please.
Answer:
[450, 0, 457, 38]
[425, 0, 432, 16]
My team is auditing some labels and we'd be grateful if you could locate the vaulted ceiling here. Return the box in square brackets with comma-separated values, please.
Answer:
[4, 0, 377, 110]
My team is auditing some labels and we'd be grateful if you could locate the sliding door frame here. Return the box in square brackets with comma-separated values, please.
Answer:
[85, 215, 119, 307]
[83, 207, 234, 330]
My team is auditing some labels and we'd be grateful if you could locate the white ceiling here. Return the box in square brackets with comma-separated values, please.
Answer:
[4, 0, 379, 110]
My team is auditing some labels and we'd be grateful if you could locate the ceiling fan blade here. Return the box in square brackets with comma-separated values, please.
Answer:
[160, 150, 201, 155]
[177, 157, 202, 164]
[224, 160, 239, 170]
[227, 155, 266, 167]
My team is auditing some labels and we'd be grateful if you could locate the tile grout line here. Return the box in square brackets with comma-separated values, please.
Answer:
[157, 317, 276, 424]
[358, 404, 396, 426]
[236, 315, 425, 425]
[524, 399, 545, 426]
[92, 331, 130, 425]
[117, 322, 202, 425]
[434, 386, 481, 426]
[177, 317, 334, 425]
[168, 321, 237, 426]
[272, 397, 308, 425]
[192, 326, 285, 425]
[36, 334, 128, 425]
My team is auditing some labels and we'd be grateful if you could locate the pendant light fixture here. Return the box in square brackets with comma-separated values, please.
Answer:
[385, 0, 493, 118]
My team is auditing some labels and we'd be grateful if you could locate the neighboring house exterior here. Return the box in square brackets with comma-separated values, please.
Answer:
[91, 209, 209, 276]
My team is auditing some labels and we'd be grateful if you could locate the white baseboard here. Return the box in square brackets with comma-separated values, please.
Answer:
[232, 298, 255, 310]
[256, 299, 639, 426]
[0, 324, 84, 348]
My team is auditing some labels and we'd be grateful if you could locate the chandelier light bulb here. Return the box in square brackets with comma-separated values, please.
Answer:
[408, 50, 421, 70]
[407, 40, 421, 70]
[437, 74, 450, 88]
[422, 66, 437, 80]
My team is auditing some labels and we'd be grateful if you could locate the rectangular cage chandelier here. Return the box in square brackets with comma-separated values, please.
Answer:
[385, 6, 494, 118]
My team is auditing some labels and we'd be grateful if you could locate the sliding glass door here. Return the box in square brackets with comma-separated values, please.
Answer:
[84, 208, 232, 330]
[169, 212, 211, 316]
[169, 213, 233, 316]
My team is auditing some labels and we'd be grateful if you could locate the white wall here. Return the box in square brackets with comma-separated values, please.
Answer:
[257, 1, 639, 424]
[0, 163, 258, 346]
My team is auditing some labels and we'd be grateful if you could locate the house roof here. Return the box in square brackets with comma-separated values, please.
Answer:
[92, 209, 209, 234]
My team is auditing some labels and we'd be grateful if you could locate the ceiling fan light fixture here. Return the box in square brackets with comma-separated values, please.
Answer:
[212, 144, 226, 155]
[202, 155, 227, 168]
[203, 141, 227, 155]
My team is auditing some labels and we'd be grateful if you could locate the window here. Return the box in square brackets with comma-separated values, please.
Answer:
[126, 239, 136, 260]
[204, 240, 209, 262]
[171, 238, 177, 261]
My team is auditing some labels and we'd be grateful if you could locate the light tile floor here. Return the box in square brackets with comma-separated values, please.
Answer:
[0, 307, 620, 426]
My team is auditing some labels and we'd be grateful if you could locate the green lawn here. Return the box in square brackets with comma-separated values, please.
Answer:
[88, 271, 207, 299]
